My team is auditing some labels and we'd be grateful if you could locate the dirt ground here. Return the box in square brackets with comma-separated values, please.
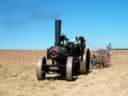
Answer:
[0, 50, 128, 96]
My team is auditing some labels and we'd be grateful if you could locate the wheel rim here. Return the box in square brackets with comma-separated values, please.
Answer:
[36, 57, 46, 80]
[66, 57, 73, 81]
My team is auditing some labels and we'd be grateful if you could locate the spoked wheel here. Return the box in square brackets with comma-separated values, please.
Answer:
[85, 48, 91, 74]
[36, 57, 46, 80]
[66, 57, 73, 81]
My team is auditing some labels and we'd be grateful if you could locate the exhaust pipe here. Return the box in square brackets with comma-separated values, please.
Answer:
[55, 20, 61, 46]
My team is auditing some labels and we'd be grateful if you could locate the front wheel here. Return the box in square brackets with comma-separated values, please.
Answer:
[66, 57, 73, 81]
[36, 57, 46, 80]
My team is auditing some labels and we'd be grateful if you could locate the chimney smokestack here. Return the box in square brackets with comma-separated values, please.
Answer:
[55, 20, 61, 45]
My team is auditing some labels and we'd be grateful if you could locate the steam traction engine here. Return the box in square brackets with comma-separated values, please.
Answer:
[36, 20, 91, 81]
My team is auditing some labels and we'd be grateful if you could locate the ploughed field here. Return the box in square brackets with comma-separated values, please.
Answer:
[0, 50, 128, 96]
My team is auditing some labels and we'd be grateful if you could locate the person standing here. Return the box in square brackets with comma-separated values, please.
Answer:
[107, 43, 112, 55]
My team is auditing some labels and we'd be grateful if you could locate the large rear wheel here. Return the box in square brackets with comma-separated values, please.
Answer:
[36, 57, 46, 80]
[85, 48, 91, 74]
[66, 57, 73, 81]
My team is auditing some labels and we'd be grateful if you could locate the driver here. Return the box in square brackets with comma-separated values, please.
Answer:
[73, 37, 80, 45]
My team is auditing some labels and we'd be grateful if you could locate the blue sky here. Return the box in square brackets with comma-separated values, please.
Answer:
[0, 0, 128, 49]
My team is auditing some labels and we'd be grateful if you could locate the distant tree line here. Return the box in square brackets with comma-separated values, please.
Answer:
[112, 48, 128, 50]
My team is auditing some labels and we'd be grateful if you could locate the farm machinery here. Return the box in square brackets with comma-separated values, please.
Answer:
[36, 20, 91, 81]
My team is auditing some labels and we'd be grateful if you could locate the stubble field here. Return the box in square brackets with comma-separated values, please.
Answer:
[0, 50, 128, 96]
